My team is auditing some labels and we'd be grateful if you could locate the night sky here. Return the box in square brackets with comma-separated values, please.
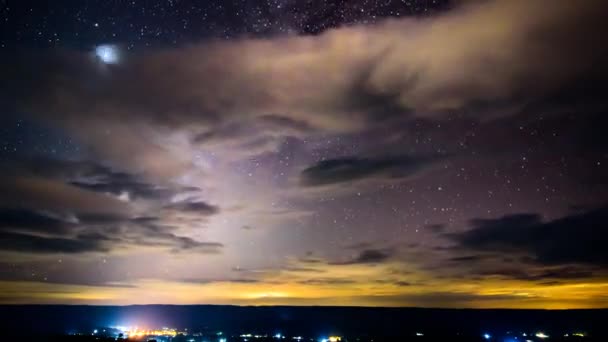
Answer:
[0, 0, 607, 308]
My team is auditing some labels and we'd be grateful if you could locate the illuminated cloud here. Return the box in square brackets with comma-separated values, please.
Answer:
[0, 0, 606, 308]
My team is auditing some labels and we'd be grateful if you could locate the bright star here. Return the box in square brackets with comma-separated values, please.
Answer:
[95, 45, 120, 64]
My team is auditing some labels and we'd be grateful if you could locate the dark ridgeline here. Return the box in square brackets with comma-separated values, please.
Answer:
[0, 305, 606, 340]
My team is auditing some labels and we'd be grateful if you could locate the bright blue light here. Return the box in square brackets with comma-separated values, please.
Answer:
[95, 45, 119, 64]
[483, 333, 491, 340]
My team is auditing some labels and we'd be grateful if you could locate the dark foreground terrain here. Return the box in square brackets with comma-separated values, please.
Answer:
[0, 305, 606, 341]
[33, 334, 602, 342]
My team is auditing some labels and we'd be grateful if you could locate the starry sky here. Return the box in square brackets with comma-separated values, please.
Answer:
[0, 0, 607, 308]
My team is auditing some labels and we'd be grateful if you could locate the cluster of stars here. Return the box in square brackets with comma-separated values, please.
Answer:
[1, 0, 448, 49]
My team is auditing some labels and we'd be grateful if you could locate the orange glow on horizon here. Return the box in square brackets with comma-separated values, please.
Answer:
[1, 259, 607, 309]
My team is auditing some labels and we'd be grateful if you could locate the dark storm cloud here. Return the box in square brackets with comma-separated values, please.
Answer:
[300, 155, 436, 186]
[0, 213, 223, 255]
[332, 248, 395, 265]
[444, 250, 600, 281]
[448, 255, 484, 263]
[450, 207, 608, 267]
[352, 249, 393, 264]
[0, 230, 108, 254]
[0, 208, 68, 234]
[164, 199, 220, 215]
[165, 236, 223, 253]
[0, 196, 221, 255]
[426, 224, 446, 233]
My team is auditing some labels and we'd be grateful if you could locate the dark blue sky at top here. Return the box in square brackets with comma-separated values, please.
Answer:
[0, 0, 448, 49]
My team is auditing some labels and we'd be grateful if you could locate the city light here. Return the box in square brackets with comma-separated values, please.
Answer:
[107, 325, 180, 338]
[64, 324, 599, 342]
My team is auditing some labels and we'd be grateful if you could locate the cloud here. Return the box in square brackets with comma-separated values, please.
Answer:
[0, 208, 69, 234]
[11, 157, 200, 201]
[426, 224, 446, 233]
[70, 171, 182, 201]
[110, 217, 224, 254]
[332, 248, 395, 265]
[0, 191, 221, 255]
[0, 0, 606, 307]
[300, 155, 436, 186]
[0, 176, 131, 219]
[349, 292, 543, 308]
[0, 230, 108, 254]
[180, 278, 261, 284]
[0, 156, 223, 255]
[164, 200, 220, 215]
[2, 0, 606, 177]
[449, 207, 608, 267]
[297, 278, 357, 285]
[474, 266, 595, 281]
[0, 212, 222, 254]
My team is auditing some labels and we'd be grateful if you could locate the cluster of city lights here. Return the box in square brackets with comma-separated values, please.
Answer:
[320, 336, 342, 342]
[111, 325, 179, 338]
[87, 326, 589, 341]
[481, 331, 588, 341]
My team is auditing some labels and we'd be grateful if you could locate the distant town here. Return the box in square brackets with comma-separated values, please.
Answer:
[61, 326, 593, 342]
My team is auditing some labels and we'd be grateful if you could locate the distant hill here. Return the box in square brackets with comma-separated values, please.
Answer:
[0, 305, 606, 338]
